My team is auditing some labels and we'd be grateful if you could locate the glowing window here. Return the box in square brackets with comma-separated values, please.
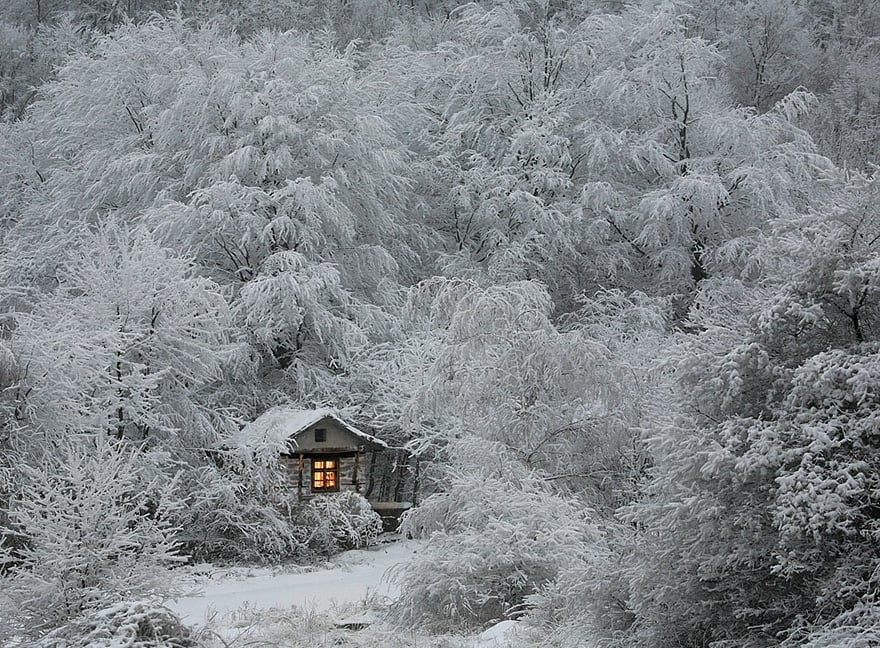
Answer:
[311, 459, 339, 492]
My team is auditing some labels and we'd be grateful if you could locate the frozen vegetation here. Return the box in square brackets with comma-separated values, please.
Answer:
[1, 1, 879, 647]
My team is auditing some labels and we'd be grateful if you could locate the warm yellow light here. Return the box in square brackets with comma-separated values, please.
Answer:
[311, 457, 339, 491]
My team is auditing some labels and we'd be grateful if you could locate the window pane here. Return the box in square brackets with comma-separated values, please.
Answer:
[311, 457, 339, 491]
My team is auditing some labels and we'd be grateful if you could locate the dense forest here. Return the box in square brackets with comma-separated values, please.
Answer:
[0, 0, 878, 646]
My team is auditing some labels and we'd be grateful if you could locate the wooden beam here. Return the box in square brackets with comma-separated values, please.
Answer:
[353, 449, 361, 493]
[297, 454, 304, 501]
[289, 446, 361, 457]
[365, 451, 377, 499]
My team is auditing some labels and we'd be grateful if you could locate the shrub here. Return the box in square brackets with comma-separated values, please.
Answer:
[35, 600, 195, 648]
[785, 601, 880, 648]
[0, 436, 183, 633]
[172, 462, 304, 564]
[390, 471, 604, 633]
[295, 491, 382, 557]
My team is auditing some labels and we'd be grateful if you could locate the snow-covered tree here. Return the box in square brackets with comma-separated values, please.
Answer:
[0, 17, 416, 405]
[576, 3, 830, 304]
[377, 1, 600, 308]
[621, 170, 880, 647]
[685, 0, 820, 112]
[0, 435, 183, 634]
[809, 45, 880, 170]
[7, 223, 233, 450]
[358, 278, 664, 509]
[0, 0, 176, 28]
[140, 27, 410, 394]
[360, 276, 666, 636]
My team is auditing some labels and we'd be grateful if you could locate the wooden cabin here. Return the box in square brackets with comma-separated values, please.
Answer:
[241, 407, 388, 500]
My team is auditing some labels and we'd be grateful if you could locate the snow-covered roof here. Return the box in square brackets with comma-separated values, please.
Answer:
[237, 407, 387, 449]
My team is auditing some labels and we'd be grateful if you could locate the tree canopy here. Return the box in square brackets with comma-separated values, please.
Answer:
[1, 1, 878, 646]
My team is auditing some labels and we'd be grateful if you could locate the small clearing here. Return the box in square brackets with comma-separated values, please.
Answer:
[167, 539, 421, 626]
[166, 540, 520, 647]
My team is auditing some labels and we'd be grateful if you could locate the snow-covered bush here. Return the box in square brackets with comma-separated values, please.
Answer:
[295, 491, 382, 557]
[785, 601, 880, 648]
[0, 436, 183, 633]
[172, 435, 383, 563]
[0, 453, 19, 574]
[390, 464, 603, 633]
[35, 600, 194, 648]
[613, 174, 880, 647]
[172, 441, 305, 564]
[519, 521, 636, 639]
[173, 464, 303, 564]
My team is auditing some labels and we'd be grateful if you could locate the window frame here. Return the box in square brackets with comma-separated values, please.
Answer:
[311, 457, 340, 493]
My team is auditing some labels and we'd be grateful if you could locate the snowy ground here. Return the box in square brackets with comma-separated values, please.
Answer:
[168, 538, 418, 626]
[165, 538, 522, 647]
[1, 538, 521, 647]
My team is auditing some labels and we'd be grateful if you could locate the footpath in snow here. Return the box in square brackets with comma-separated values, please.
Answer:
[167, 539, 420, 626]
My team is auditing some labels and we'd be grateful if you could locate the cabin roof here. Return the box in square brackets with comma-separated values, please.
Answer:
[238, 407, 387, 450]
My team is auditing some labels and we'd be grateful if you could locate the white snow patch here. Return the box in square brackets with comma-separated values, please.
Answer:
[474, 620, 520, 646]
[166, 540, 420, 626]
[235, 406, 387, 448]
